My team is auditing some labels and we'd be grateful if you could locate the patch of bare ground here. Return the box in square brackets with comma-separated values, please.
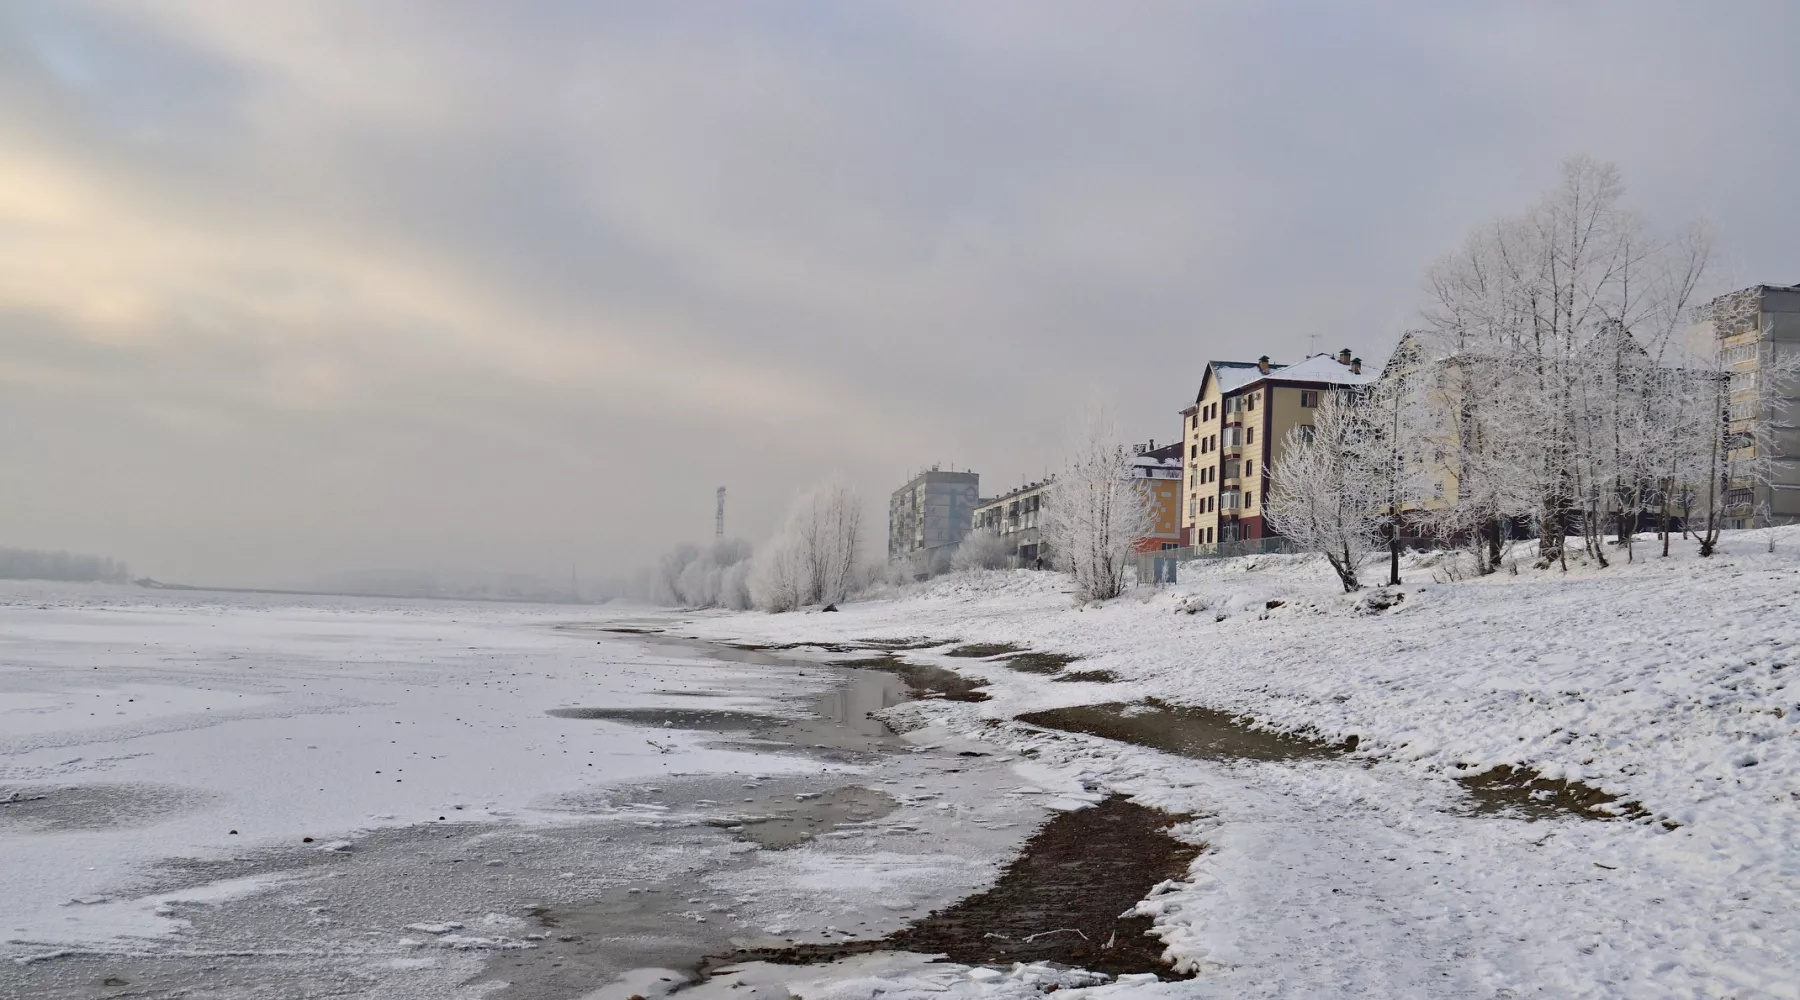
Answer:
[1451, 764, 1654, 823]
[857, 638, 949, 651]
[1051, 669, 1119, 684]
[1021, 702, 1657, 825]
[715, 796, 1200, 979]
[946, 642, 1026, 658]
[1017, 700, 1350, 763]
[1000, 652, 1082, 675]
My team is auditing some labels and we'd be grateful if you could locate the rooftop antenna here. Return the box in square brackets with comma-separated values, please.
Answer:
[715, 486, 727, 538]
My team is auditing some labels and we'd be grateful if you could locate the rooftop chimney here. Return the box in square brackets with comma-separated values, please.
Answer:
[1337, 348, 1353, 365]
[1257, 355, 1271, 374]
[1350, 357, 1362, 374]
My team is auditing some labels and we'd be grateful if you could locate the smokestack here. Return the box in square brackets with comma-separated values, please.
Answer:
[1350, 357, 1362, 374]
[1337, 348, 1353, 365]
[1257, 355, 1271, 374]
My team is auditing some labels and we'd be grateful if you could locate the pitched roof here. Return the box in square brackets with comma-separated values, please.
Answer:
[1256, 352, 1377, 386]
[1193, 360, 1276, 404]
[1212, 360, 1275, 394]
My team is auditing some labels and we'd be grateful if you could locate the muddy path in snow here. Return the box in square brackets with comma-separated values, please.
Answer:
[716, 795, 1201, 979]
[1016, 699, 1650, 823]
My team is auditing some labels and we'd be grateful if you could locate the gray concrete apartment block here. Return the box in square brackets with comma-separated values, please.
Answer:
[888, 469, 980, 563]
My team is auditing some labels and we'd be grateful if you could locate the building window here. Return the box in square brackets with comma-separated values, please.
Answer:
[1206, 526, 1214, 543]
[1301, 390, 1318, 408]
[1245, 459, 1254, 476]
[1247, 393, 1256, 410]
[1300, 425, 1316, 444]
[1190, 443, 1198, 459]
[1247, 427, 1254, 445]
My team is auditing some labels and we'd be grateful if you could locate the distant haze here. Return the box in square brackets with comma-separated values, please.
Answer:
[3, 1, 1798, 587]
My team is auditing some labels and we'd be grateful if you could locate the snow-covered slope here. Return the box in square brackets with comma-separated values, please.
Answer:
[683, 535, 1800, 997]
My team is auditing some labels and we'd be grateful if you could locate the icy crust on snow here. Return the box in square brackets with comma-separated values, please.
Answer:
[0, 583, 835, 965]
[613, 953, 1153, 1000]
[683, 537, 1800, 997]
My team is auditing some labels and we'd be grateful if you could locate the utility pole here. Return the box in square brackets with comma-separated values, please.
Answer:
[716, 486, 727, 538]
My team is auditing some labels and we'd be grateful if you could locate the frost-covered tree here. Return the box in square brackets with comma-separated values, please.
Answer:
[1420, 156, 1716, 569]
[640, 538, 754, 608]
[1363, 361, 1438, 585]
[1266, 391, 1377, 592]
[950, 528, 1011, 572]
[1040, 408, 1154, 603]
[749, 476, 864, 611]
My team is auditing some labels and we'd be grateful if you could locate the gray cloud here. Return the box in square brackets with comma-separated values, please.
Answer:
[3, 0, 1798, 585]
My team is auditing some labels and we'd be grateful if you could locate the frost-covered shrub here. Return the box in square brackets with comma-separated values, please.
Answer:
[951, 529, 1011, 572]
[643, 538, 754, 609]
[749, 476, 864, 612]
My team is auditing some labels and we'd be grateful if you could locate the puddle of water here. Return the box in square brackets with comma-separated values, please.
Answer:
[545, 707, 774, 729]
[720, 795, 1201, 979]
[489, 885, 741, 1000]
[945, 643, 1025, 658]
[829, 657, 990, 703]
[715, 786, 899, 849]
[1015, 701, 1348, 763]
[1451, 764, 1651, 823]
[723, 641, 865, 654]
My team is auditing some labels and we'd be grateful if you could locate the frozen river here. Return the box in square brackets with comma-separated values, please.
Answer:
[0, 583, 1051, 998]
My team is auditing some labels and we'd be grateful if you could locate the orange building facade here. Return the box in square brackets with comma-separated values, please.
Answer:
[1132, 440, 1185, 553]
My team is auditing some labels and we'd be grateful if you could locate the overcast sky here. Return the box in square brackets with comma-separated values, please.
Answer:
[3, 1, 1798, 587]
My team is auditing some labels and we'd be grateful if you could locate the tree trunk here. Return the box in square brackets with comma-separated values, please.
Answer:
[1659, 481, 1672, 557]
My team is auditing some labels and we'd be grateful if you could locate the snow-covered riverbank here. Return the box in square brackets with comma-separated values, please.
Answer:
[679, 536, 1800, 998]
[5, 538, 1795, 999]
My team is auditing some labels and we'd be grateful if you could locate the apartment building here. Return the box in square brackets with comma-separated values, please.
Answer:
[1708, 283, 1800, 527]
[1131, 440, 1184, 551]
[1179, 351, 1375, 547]
[972, 479, 1051, 567]
[888, 468, 980, 566]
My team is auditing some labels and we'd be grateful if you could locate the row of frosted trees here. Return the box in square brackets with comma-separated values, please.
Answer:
[1269, 157, 1794, 592]
[640, 478, 863, 612]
